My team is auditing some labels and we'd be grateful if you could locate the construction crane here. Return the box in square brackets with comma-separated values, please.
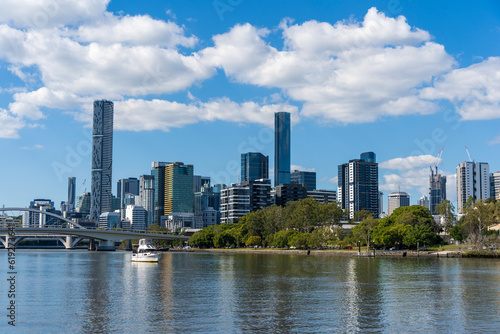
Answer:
[432, 147, 444, 174]
[465, 145, 473, 162]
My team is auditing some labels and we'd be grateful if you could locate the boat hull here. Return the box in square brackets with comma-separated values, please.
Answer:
[131, 254, 160, 262]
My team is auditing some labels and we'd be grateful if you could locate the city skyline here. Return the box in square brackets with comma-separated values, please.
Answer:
[1, 1, 500, 210]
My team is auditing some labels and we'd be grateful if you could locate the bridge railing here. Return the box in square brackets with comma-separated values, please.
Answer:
[10, 226, 183, 236]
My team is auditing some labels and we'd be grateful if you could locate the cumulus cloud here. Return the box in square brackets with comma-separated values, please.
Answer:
[202, 7, 455, 124]
[113, 98, 299, 131]
[0, 109, 25, 139]
[0, 0, 110, 28]
[420, 57, 500, 121]
[379, 154, 442, 170]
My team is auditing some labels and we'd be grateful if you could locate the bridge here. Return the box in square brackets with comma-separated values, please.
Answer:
[0, 207, 189, 250]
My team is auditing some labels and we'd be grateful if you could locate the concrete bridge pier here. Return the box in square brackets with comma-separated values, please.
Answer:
[0, 235, 25, 248]
[97, 239, 116, 251]
[88, 238, 96, 251]
[126, 239, 132, 251]
[58, 236, 84, 249]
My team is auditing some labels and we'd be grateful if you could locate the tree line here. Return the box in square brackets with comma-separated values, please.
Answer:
[188, 196, 500, 249]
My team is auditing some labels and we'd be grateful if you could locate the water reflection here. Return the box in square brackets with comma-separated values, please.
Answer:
[3, 251, 500, 333]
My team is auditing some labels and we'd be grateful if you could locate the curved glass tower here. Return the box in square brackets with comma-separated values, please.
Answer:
[274, 112, 291, 187]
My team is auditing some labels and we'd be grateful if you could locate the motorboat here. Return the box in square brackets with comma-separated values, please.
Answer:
[131, 239, 160, 262]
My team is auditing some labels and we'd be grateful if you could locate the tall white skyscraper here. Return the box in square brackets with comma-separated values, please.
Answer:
[457, 161, 490, 214]
[490, 171, 500, 200]
[90, 100, 114, 221]
[139, 175, 155, 227]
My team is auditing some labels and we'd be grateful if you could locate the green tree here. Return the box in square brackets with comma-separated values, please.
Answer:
[403, 224, 436, 247]
[214, 230, 236, 248]
[245, 236, 262, 247]
[289, 233, 312, 249]
[450, 224, 466, 242]
[272, 230, 298, 248]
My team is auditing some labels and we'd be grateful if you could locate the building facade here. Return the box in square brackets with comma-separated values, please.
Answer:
[307, 190, 337, 204]
[291, 170, 316, 191]
[125, 205, 146, 231]
[490, 171, 500, 200]
[429, 168, 447, 215]
[151, 162, 168, 225]
[418, 195, 430, 209]
[274, 112, 291, 187]
[164, 162, 194, 215]
[387, 191, 410, 216]
[457, 161, 490, 214]
[90, 100, 114, 221]
[67, 177, 76, 212]
[99, 212, 120, 229]
[241, 152, 269, 182]
[220, 184, 250, 224]
[139, 175, 155, 227]
[338, 152, 379, 219]
[117, 177, 139, 220]
[275, 183, 307, 207]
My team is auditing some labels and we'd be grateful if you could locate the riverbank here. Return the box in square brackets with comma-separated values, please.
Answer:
[170, 247, 467, 258]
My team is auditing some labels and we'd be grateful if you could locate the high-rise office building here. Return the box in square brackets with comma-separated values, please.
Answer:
[241, 152, 269, 182]
[274, 112, 291, 187]
[125, 205, 146, 231]
[490, 171, 500, 200]
[429, 168, 447, 215]
[275, 183, 307, 207]
[220, 184, 250, 224]
[67, 177, 76, 212]
[193, 175, 211, 193]
[387, 191, 410, 216]
[76, 192, 91, 215]
[151, 162, 169, 225]
[307, 190, 336, 204]
[338, 152, 379, 219]
[164, 162, 194, 215]
[457, 161, 490, 214]
[418, 195, 430, 209]
[291, 170, 316, 191]
[117, 177, 139, 220]
[90, 100, 114, 221]
[139, 175, 155, 227]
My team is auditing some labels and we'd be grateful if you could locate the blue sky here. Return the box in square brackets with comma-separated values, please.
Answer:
[0, 0, 499, 211]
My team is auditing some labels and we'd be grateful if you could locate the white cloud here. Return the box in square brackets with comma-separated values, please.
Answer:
[113, 98, 299, 131]
[202, 8, 455, 124]
[20, 144, 43, 150]
[74, 14, 197, 48]
[291, 165, 316, 172]
[379, 154, 442, 170]
[420, 57, 500, 121]
[0, 0, 110, 28]
[0, 109, 25, 139]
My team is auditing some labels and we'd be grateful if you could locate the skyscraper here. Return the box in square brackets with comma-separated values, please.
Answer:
[274, 112, 291, 187]
[457, 161, 490, 214]
[418, 195, 430, 209]
[139, 175, 155, 227]
[117, 177, 139, 219]
[290, 170, 316, 191]
[67, 177, 76, 212]
[490, 171, 500, 200]
[90, 100, 114, 221]
[164, 162, 194, 215]
[387, 191, 410, 216]
[429, 168, 447, 215]
[151, 162, 169, 225]
[338, 152, 379, 219]
[241, 152, 269, 182]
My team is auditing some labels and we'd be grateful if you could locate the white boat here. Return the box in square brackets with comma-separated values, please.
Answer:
[131, 239, 160, 262]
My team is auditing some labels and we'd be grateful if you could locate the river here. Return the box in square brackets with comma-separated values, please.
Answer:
[1, 250, 499, 333]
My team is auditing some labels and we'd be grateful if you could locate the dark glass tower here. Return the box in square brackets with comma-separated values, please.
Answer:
[290, 170, 316, 191]
[338, 152, 379, 219]
[274, 112, 291, 187]
[241, 152, 269, 182]
[90, 100, 113, 221]
[67, 177, 76, 211]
